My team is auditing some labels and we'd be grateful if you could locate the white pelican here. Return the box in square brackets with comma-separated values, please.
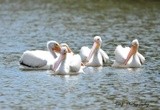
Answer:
[52, 46, 82, 75]
[19, 41, 61, 70]
[60, 43, 83, 72]
[79, 36, 109, 67]
[112, 39, 145, 68]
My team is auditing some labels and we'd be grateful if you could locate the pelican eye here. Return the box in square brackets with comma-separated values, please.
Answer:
[132, 43, 137, 47]
[97, 39, 100, 42]
[55, 43, 59, 47]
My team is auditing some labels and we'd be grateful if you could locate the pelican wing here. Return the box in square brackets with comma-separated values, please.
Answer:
[79, 46, 90, 62]
[19, 50, 53, 68]
[69, 54, 81, 72]
[99, 49, 109, 63]
[114, 45, 130, 64]
[137, 52, 145, 64]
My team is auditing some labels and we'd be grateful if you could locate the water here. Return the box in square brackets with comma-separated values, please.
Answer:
[0, 0, 160, 109]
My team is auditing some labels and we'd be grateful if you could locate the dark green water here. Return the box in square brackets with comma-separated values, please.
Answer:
[0, 0, 160, 109]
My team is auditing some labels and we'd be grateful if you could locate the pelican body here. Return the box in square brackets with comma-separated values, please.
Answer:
[80, 36, 109, 67]
[52, 47, 82, 75]
[19, 41, 61, 70]
[112, 39, 145, 68]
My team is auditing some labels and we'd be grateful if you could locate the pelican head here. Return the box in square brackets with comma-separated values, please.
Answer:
[94, 36, 102, 48]
[60, 46, 68, 55]
[60, 43, 74, 54]
[47, 41, 61, 58]
[124, 39, 139, 65]
[86, 36, 102, 62]
[47, 41, 61, 53]
[52, 47, 68, 72]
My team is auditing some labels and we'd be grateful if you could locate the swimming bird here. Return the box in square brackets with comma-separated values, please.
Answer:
[60, 43, 82, 72]
[19, 41, 61, 70]
[52, 46, 82, 75]
[112, 39, 145, 68]
[79, 36, 109, 67]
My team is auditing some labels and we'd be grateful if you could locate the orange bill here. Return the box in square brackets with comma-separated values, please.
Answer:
[86, 42, 99, 62]
[124, 46, 137, 65]
[52, 55, 65, 72]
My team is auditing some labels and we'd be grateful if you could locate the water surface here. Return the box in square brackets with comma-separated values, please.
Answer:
[0, 0, 160, 109]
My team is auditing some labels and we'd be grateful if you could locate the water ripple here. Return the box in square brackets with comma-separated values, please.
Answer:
[0, 0, 160, 110]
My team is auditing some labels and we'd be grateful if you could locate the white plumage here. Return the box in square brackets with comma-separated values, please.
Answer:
[19, 41, 60, 70]
[112, 39, 145, 68]
[52, 47, 82, 75]
[79, 36, 109, 67]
